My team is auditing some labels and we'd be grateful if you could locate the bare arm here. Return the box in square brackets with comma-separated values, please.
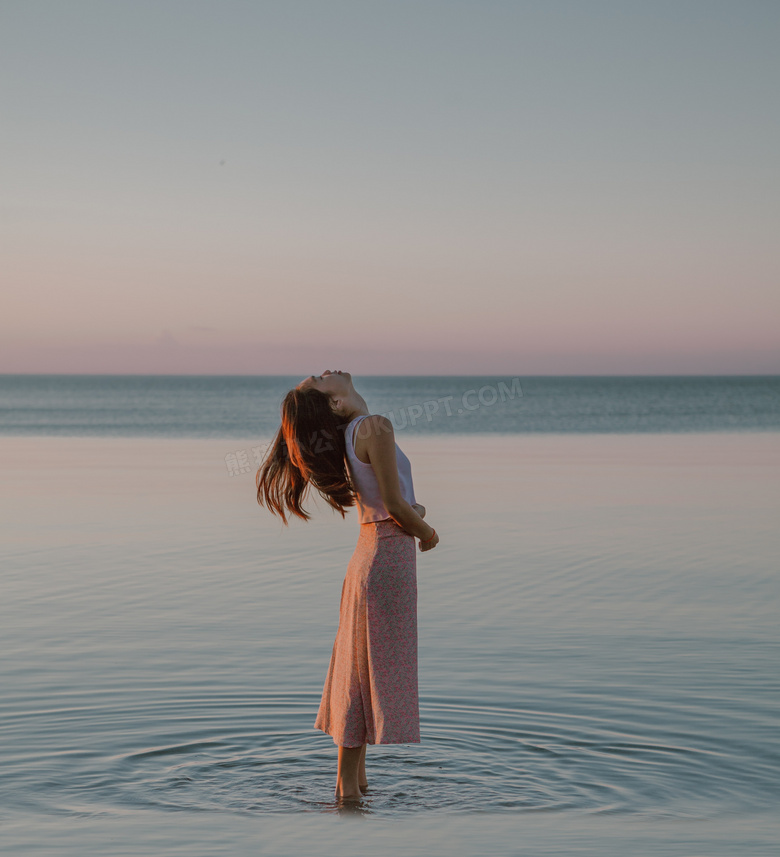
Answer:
[362, 415, 438, 547]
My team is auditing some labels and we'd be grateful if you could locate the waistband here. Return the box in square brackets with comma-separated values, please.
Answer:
[358, 518, 412, 536]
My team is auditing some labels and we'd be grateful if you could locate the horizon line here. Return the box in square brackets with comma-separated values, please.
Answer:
[1, 372, 778, 379]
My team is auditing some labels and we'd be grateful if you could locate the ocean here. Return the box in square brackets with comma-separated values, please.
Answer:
[1, 374, 778, 855]
[1, 373, 779, 437]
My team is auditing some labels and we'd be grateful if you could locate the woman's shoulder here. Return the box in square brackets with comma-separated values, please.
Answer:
[355, 415, 397, 460]
[350, 414, 391, 467]
[358, 413, 394, 438]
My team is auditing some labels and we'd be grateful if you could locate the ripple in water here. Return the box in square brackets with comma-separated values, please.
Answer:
[3, 681, 776, 818]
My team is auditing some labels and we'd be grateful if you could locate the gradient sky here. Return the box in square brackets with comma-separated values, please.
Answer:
[2, 0, 778, 374]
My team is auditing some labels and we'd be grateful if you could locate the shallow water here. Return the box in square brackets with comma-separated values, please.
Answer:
[1, 432, 779, 853]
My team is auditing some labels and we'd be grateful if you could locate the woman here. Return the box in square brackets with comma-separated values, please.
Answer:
[256, 369, 439, 801]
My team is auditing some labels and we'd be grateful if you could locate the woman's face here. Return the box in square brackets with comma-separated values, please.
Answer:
[296, 369, 353, 398]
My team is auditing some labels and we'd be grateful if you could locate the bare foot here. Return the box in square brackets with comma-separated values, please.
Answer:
[335, 789, 363, 804]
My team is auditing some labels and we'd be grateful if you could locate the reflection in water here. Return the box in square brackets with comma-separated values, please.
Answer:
[333, 797, 372, 817]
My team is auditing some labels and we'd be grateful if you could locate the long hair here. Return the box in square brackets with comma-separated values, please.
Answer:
[256, 386, 356, 523]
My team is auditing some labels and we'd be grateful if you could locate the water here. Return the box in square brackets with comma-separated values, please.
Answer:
[1, 373, 779, 437]
[1, 377, 779, 854]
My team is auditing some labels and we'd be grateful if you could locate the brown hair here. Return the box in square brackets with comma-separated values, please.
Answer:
[256, 386, 355, 523]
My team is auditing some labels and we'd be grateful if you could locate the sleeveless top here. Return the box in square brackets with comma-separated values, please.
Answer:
[344, 415, 417, 524]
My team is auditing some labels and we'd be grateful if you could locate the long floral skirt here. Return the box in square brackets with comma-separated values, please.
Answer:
[314, 519, 420, 747]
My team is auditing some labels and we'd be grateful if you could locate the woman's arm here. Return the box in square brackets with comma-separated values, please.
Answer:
[362, 415, 437, 545]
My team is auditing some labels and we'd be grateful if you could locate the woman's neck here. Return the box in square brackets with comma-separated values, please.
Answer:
[341, 393, 370, 423]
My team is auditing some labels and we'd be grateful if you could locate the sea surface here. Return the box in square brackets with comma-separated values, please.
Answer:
[1, 373, 779, 437]
[1, 375, 779, 855]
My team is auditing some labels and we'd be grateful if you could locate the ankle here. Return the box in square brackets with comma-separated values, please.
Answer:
[336, 777, 361, 795]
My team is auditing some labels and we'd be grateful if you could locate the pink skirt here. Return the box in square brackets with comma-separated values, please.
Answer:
[314, 519, 420, 747]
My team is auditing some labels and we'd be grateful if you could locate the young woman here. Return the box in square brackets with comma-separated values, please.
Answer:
[255, 369, 439, 801]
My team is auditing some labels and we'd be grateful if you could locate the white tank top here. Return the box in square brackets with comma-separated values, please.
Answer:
[344, 415, 417, 523]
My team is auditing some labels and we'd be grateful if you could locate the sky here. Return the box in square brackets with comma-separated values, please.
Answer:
[1, 0, 778, 375]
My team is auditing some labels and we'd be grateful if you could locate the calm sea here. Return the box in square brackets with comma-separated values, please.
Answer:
[1, 375, 779, 855]
[1, 374, 779, 437]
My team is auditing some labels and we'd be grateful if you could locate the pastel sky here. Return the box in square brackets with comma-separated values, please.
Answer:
[2, 0, 778, 375]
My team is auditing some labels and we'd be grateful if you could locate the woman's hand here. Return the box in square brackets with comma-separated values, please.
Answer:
[413, 505, 436, 550]
[419, 529, 439, 552]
